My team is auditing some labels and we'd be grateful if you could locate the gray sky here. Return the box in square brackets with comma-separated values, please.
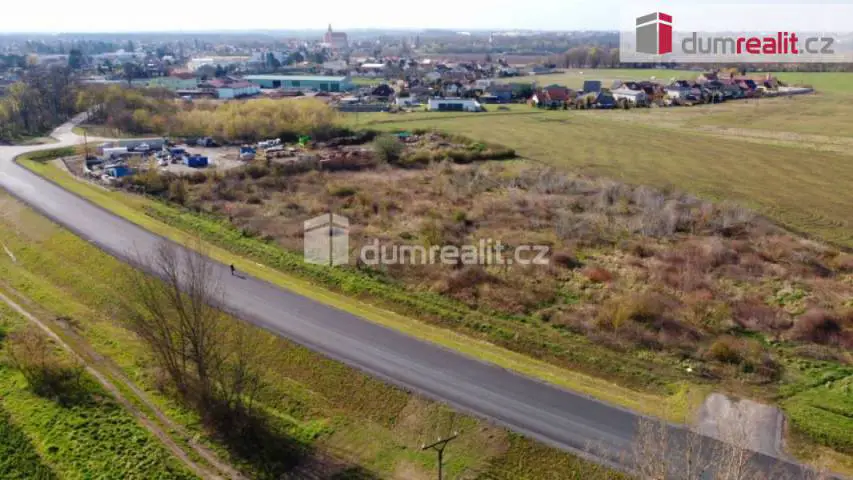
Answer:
[2, 0, 850, 33]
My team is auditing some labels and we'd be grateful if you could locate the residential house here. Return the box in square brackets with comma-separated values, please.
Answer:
[442, 82, 463, 96]
[408, 85, 433, 102]
[427, 97, 482, 112]
[395, 95, 421, 107]
[360, 63, 387, 76]
[322, 60, 349, 74]
[485, 83, 514, 103]
[371, 84, 395, 99]
[474, 79, 493, 90]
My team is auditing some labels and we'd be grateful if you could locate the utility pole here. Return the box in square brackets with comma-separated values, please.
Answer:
[421, 431, 459, 480]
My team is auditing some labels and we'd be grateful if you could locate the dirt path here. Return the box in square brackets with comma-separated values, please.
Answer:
[0, 289, 246, 480]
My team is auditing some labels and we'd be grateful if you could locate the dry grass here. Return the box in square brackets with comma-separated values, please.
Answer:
[356, 98, 853, 249]
[122, 157, 853, 392]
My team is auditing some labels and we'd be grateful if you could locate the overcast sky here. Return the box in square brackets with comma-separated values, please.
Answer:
[2, 1, 851, 34]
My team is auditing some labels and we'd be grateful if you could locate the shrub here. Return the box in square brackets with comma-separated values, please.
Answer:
[582, 266, 613, 283]
[552, 250, 582, 269]
[329, 185, 358, 197]
[790, 308, 852, 346]
[168, 179, 188, 205]
[707, 337, 744, 364]
[597, 292, 669, 330]
[245, 163, 270, 179]
[446, 266, 495, 291]
[401, 150, 434, 167]
[834, 254, 853, 273]
[6, 326, 85, 403]
[732, 299, 790, 333]
[705, 336, 781, 380]
[186, 171, 208, 184]
[131, 169, 170, 195]
[447, 149, 475, 164]
[372, 134, 404, 164]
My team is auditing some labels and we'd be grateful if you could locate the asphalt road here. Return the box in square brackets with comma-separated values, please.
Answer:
[0, 119, 831, 479]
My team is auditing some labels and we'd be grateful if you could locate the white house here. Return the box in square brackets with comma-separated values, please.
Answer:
[323, 60, 349, 73]
[474, 79, 493, 90]
[395, 96, 421, 107]
[611, 87, 648, 105]
[427, 97, 482, 112]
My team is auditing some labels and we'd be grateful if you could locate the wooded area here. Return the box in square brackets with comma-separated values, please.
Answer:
[80, 85, 342, 142]
[0, 67, 79, 143]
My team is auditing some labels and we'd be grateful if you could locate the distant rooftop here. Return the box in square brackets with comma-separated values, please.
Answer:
[245, 75, 349, 82]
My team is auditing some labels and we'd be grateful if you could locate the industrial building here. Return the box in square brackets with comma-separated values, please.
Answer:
[245, 75, 353, 92]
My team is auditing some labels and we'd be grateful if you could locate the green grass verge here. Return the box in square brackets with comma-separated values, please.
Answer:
[18, 153, 696, 423]
[0, 368, 196, 480]
[0, 300, 196, 480]
[0, 407, 57, 480]
[0, 192, 627, 479]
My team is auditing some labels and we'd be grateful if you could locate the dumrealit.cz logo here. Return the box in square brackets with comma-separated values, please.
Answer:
[620, 4, 853, 63]
[303, 213, 349, 266]
[302, 212, 551, 267]
[636, 12, 672, 55]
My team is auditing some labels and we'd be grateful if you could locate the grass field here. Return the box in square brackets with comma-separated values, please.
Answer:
[0, 297, 197, 479]
[0, 192, 626, 479]
[349, 72, 853, 250]
[18, 147, 853, 475]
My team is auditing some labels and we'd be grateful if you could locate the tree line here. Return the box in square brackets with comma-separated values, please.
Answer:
[80, 85, 341, 143]
[0, 67, 79, 143]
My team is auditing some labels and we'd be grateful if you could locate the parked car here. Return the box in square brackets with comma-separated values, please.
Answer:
[135, 143, 151, 153]
[196, 137, 217, 147]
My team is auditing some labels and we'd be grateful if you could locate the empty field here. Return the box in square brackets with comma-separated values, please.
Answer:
[359, 110, 853, 249]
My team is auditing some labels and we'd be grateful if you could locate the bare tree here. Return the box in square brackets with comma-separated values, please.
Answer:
[213, 320, 269, 416]
[121, 239, 269, 420]
[120, 240, 227, 407]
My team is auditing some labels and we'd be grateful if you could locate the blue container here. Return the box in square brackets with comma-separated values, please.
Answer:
[184, 156, 209, 168]
[107, 166, 132, 178]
